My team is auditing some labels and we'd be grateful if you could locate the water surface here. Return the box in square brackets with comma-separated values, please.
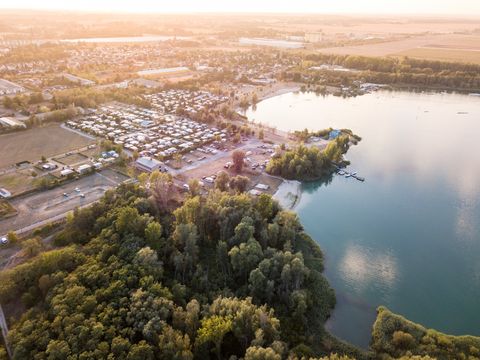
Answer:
[247, 90, 480, 348]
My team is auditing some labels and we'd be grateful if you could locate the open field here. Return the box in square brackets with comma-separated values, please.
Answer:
[0, 124, 95, 169]
[54, 152, 88, 166]
[392, 48, 480, 64]
[317, 34, 480, 64]
[0, 170, 35, 195]
[265, 16, 480, 36]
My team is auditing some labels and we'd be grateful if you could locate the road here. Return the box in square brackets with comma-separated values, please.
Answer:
[0, 169, 129, 236]
[0, 169, 130, 359]
[0, 302, 11, 359]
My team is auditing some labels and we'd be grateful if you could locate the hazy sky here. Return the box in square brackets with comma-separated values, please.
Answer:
[1, 0, 480, 16]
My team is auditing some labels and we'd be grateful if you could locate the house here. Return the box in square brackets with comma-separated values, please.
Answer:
[135, 157, 162, 173]
[60, 169, 75, 177]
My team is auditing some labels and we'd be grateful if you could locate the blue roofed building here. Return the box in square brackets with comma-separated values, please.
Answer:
[329, 129, 341, 140]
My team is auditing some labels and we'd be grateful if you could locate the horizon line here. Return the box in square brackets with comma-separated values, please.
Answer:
[1, 8, 480, 18]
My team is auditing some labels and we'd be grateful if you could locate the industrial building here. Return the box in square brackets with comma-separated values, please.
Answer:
[135, 157, 163, 173]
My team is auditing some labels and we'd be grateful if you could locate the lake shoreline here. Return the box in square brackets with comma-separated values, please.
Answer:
[247, 89, 480, 349]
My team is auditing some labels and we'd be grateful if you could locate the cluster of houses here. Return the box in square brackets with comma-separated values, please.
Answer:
[145, 89, 229, 116]
[66, 101, 229, 161]
[58, 150, 119, 177]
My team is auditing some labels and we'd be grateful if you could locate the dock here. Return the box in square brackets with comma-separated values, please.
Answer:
[333, 165, 365, 182]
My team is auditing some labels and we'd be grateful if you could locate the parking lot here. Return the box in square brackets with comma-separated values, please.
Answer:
[0, 169, 130, 235]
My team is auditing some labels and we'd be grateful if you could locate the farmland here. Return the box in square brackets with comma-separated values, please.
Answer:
[0, 124, 94, 168]
[317, 34, 480, 64]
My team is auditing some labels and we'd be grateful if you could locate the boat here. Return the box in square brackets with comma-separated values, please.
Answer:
[338, 170, 345, 175]
[351, 171, 357, 176]
[457, 111, 468, 115]
[354, 176, 365, 182]
[345, 174, 351, 178]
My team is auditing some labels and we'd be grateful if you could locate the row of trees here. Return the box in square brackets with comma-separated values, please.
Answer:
[288, 53, 480, 91]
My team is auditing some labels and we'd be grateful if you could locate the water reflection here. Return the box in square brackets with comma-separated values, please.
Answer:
[339, 243, 398, 298]
[248, 90, 480, 348]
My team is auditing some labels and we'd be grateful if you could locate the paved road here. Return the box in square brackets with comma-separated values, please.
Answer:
[169, 139, 263, 176]
[0, 170, 129, 236]
[0, 302, 11, 359]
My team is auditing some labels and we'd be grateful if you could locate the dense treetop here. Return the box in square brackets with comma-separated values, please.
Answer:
[0, 183, 336, 359]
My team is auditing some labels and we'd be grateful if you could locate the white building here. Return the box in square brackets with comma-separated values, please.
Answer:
[77, 164, 92, 174]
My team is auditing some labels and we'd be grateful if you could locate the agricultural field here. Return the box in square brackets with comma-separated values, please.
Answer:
[0, 124, 94, 168]
[393, 48, 480, 64]
[317, 34, 480, 64]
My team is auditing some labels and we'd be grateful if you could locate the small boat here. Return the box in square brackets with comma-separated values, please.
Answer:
[351, 171, 357, 176]
[345, 174, 351, 178]
[338, 170, 345, 175]
[457, 111, 468, 115]
[355, 176, 365, 182]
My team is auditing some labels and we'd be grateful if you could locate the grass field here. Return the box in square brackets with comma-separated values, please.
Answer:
[0, 170, 35, 195]
[0, 124, 94, 168]
[54, 153, 88, 166]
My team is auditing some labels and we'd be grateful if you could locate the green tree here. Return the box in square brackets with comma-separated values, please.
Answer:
[215, 171, 230, 192]
[196, 315, 233, 360]
[232, 150, 245, 173]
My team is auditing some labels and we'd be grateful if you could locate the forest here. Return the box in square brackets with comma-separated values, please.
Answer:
[0, 179, 339, 359]
[1, 175, 478, 359]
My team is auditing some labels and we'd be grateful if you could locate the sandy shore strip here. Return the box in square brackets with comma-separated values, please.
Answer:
[257, 82, 301, 102]
[273, 179, 302, 210]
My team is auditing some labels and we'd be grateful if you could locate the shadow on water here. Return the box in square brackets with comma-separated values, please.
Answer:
[325, 290, 377, 350]
[300, 173, 334, 193]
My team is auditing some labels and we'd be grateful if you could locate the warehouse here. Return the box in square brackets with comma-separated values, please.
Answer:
[135, 157, 163, 173]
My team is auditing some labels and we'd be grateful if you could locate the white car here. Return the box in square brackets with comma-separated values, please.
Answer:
[75, 187, 81, 192]
[1, 236, 8, 245]
[79, 193, 85, 198]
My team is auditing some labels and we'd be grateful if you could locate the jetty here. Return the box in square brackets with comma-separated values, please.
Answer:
[332, 164, 365, 182]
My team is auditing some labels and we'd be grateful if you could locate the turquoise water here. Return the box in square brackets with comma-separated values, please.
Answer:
[246, 90, 480, 348]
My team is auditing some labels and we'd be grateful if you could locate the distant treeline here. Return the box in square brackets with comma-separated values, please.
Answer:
[0, 43, 68, 64]
[287, 54, 480, 91]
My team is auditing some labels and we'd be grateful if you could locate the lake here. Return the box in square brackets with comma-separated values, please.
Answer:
[246, 90, 480, 348]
